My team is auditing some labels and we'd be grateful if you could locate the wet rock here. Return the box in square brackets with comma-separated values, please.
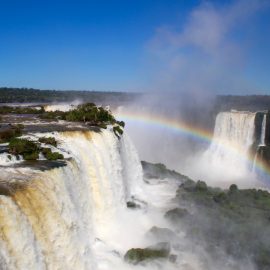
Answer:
[126, 201, 141, 209]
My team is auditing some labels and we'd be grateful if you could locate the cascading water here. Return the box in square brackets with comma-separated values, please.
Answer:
[44, 103, 80, 112]
[191, 111, 258, 186]
[259, 114, 266, 146]
[208, 111, 256, 155]
[0, 116, 262, 270]
[0, 129, 187, 270]
[0, 130, 148, 269]
[252, 113, 270, 180]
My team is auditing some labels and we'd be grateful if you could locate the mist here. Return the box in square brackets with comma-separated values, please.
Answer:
[113, 0, 270, 188]
[144, 0, 269, 95]
[114, 93, 211, 170]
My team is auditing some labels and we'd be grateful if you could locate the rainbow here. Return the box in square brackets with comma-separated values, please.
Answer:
[115, 111, 270, 178]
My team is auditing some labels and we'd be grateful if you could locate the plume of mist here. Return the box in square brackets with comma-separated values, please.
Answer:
[114, 93, 212, 172]
[117, 0, 270, 187]
[145, 0, 269, 96]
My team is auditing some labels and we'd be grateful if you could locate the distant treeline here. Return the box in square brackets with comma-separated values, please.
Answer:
[0, 87, 140, 104]
[1, 88, 270, 113]
[214, 95, 270, 112]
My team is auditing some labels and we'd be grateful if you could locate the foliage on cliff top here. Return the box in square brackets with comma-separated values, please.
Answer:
[141, 161, 191, 182]
[0, 106, 44, 114]
[41, 103, 124, 135]
[0, 103, 125, 136]
[8, 138, 63, 161]
[41, 147, 63, 160]
[9, 138, 39, 160]
[38, 137, 57, 147]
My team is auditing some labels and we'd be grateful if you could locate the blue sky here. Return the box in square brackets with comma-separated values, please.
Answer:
[0, 0, 269, 94]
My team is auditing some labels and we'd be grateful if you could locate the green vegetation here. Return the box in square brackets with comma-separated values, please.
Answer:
[141, 161, 191, 181]
[41, 148, 63, 160]
[124, 243, 170, 264]
[41, 103, 124, 135]
[8, 138, 63, 161]
[65, 103, 115, 123]
[0, 103, 125, 137]
[38, 137, 57, 147]
[40, 103, 124, 132]
[116, 120, 125, 128]
[9, 138, 39, 160]
[141, 162, 270, 269]
[168, 179, 270, 270]
[23, 152, 39, 160]
[0, 106, 44, 114]
[0, 87, 139, 103]
[113, 125, 123, 138]
[39, 110, 66, 120]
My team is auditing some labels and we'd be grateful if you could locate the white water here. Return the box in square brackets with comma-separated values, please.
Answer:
[44, 102, 80, 112]
[259, 114, 266, 146]
[0, 127, 258, 269]
[190, 111, 258, 187]
[0, 129, 183, 270]
[0, 152, 23, 166]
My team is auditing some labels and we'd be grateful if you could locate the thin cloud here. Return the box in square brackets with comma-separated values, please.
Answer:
[146, 0, 270, 95]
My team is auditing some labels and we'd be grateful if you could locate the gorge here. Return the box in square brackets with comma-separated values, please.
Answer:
[0, 103, 269, 270]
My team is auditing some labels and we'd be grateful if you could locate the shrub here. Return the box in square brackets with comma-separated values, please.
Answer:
[42, 147, 63, 160]
[195, 181, 208, 192]
[229, 184, 238, 193]
[23, 152, 39, 160]
[113, 126, 123, 138]
[116, 120, 125, 128]
[38, 137, 57, 147]
[0, 106, 43, 114]
[46, 151, 64, 160]
[9, 138, 38, 155]
[8, 138, 40, 160]
[213, 192, 227, 203]
[124, 244, 170, 264]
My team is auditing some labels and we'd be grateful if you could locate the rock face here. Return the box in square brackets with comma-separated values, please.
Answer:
[207, 110, 270, 177]
[254, 112, 265, 146]
[124, 242, 170, 264]
[265, 111, 270, 145]
[257, 146, 270, 166]
[126, 201, 140, 209]
[252, 111, 270, 171]
[141, 161, 190, 181]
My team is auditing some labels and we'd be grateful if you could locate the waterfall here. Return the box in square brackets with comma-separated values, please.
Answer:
[209, 111, 256, 154]
[259, 114, 266, 146]
[0, 129, 145, 269]
[199, 111, 257, 184]
[44, 102, 80, 112]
